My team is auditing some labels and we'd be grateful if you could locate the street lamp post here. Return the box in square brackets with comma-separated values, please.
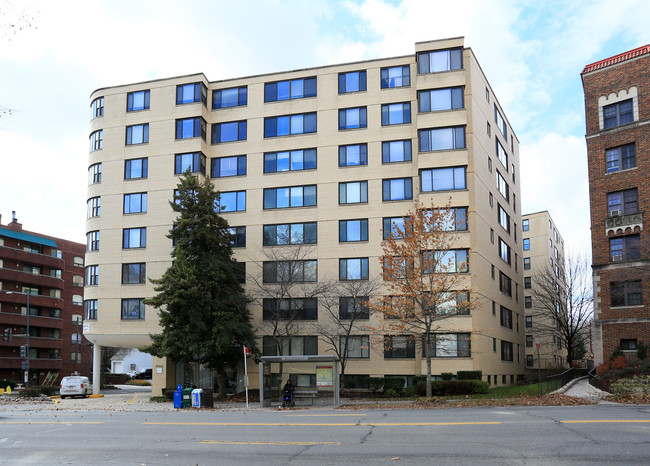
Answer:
[6, 291, 30, 388]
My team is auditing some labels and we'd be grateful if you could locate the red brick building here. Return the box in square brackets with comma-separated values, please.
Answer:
[0, 213, 92, 386]
[582, 45, 650, 364]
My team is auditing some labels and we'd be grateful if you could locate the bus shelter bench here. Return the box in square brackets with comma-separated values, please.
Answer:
[293, 389, 318, 405]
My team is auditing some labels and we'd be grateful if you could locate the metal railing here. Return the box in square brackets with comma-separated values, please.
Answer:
[541, 367, 575, 394]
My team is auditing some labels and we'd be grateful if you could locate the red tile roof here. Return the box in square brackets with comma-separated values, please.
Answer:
[582, 45, 650, 74]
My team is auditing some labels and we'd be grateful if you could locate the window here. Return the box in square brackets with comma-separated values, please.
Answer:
[523, 238, 530, 251]
[608, 189, 638, 216]
[126, 124, 149, 145]
[175, 117, 206, 140]
[419, 126, 465, 151]
[216, 191, 246, 212]
[125, 158, 148, 179]
[123, 227, 146, 249]
[212, 121, 247, 143]
[86, 231, 99, 252]
[423, 334, 471, 358]
[73, 256, 84, 267]
[382, 140, 411, 163]
[522, 219, 529, 231]
[339, 107, 367, 130]
[228, 227, 246, 248]
[494, 105, 507, 138]
[339, 181, 368, 204]
[381, 102, 411, 125]
[85, 265, 98, 286]
[212, 155, 247, 177]
[420, 166, 466, 192]
[341, 336, 370, 358]
[496, 171, 509, 200]
[606, 143, 636, 173]
[487, 122, 491, 137]
[91, 97, 104, 119]
[265, 77, 316, 101]
[339, 219, 368, 242]
[263, 260, 317, 283]
[263, 222, 317, 246]
[496, 139, 508, 168]
[89, 130, 102, 152]
[433, 292, 470, 315]
[499, 272, 512, 297]
[264, 149, 316, 173]
[381, 65, 410, 88]
[383, 216, 406, 240]
[384, 335, 415, 359]
[524, 277, 531, 289]
[501, 340, 513, 361]
[177, 82, 207, 105]
[263, 298, 317, 321]
[526, 354, 534, 366]
[175, 152, 206, 175]
[382, 178, 413, 201]
[620, 339, 638, 351]
[437, 207, 468, 232]
[418, 87, 463, 112]
[123, 193, 147, 214]
[127, 90, 150, 111]
[611, 280, 642, 307]
[526, 335, 533, 347]
[263, 185, 316, 209]
[234, 262, 245, 285]
[603, 99, 633, 129]
[213, 85, 247, 108]
[121, 298, 145, 320]
[87, 197, 100, 218]
[339, 297, 369, 320]
[499, 238, 511, 264]
[610, 235, 640, 261]
[339, 258, 369, 281]
[339, 144, 368, 166]
[497, 204, 510, 232]
[265, 113, 316, 137]
[88, 163, 102, 185]
[423, 249, 468, 274]
[84, 299, 97, 320]
[339, 70, 366, 93]
[122, 263, 146, 284]
[525, 296, 532, 308]
[262, 336, 318, 356]
[525, 316, 533, 328]
[417, 48, 462, 73]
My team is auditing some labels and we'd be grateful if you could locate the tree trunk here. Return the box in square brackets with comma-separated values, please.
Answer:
[425, 333, 432, 398]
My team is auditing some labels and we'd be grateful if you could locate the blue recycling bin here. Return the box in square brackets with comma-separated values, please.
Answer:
[173, 384, 183, 409]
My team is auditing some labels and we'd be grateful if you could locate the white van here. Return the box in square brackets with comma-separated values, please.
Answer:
[59, 376, 90, 399]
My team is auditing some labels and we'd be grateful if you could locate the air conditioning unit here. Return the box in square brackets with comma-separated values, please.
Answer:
[612, 254, 623, 262]
[610, 209, 621, 216]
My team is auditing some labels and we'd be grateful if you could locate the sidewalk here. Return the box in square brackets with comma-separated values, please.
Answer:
[555, 376, 610, 402]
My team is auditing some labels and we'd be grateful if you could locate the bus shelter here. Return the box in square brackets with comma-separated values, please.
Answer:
[259, 355, 339, 407]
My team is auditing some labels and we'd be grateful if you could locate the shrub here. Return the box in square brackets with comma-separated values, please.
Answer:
[424, 380, 489, 396]
[441, 372, 453, 381]
[611, 376, 650, 396]
[614, 369, 623, 377]
[18, 387, 45, 398]
[150, 396, 168, 403]
[623, 366, 635, 375]
[416, 382, 426, 396]
[412, 376, 427, 385]
[343, 377, 357, 389]
[405, 385, 418, 397]
[610, 346, 623, 361]
[595, 362, 610, 377]
[0, 379, 18, 390]
[457, 371, 483, 381]
[384, 388, 397, 397]
[39, 386, 58, 396]
[368, 377, 384, 394]
[164, 389, 175, 401]
[383, 377, 405, 393]
[611, 355, 627, 371]
[162, 387, 177, 396]
[637, 341, 648, 360]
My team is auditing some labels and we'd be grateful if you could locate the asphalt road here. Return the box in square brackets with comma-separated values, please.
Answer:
[1, 404, 649, 465]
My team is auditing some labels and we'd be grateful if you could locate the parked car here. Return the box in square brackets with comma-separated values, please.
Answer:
[59, 376, 90, 399]
[133, 369, 152, 380]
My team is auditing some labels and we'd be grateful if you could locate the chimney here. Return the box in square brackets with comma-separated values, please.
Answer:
[8, 211, 22, 231]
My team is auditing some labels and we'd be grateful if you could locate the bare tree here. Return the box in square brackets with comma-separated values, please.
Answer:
[529, 252, 593, 365]
[368, 201, 475, 397]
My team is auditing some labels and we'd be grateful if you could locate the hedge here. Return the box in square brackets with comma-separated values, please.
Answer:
[0, 379, 18, 390]
[416, 380, 489, 396]
[368, 377, 384, 394]
[383, 377, 405, 393]
[457, 370, 483, 381]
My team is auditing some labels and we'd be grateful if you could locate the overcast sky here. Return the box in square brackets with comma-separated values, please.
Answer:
[0, 0, 648, 259]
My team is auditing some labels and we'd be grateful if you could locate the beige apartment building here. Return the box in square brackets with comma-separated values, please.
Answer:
[522, 211, 568, 370]
[84, 37, 524, 395]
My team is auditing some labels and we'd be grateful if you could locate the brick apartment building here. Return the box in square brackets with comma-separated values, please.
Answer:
[582, 45, 650, 364]
[0, 213, 92, 386]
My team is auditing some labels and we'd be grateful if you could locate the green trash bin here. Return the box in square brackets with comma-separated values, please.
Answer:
[182, 387, 193, 408]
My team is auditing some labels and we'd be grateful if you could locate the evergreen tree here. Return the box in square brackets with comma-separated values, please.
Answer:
[144, 173, 256, 392]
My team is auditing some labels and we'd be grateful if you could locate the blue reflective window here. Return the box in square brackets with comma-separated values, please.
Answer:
[419, 87, 464, 112]
[263, 222, 317, 246]
[382, 178, 412, 201]
[90, 130, 102, 152]
[339, 258, 369, 280]
[211, 155, 246, 178]
[382, 140, 412, 163]
[174, 152, 206, 175]
[125, 124, 149, 145]
[264, 113, 317, 137]
[212, 121, 247, 143]
[381, 66, 410, 88]
[213, 86, 247, 108]
[265, 77, 316, 102]
[417, 48, 463, 73]
[419, 127, 465, 152]
[125, 158, 148, 179]
[339, 71, 367, 93]
[339, 181, 368, 204]
[339, 107, 367, 130]
[123, 228, 146, 248]
[216, 191, 246, 212]
[381, 103, 411, 125]
[123, 193, 147, 214]
[175, 117, 206, 140]
[264, 149, 316, 173]
[339, 144, 367, 167]
[176, 83, 207, 105]
[420, 167, 466, 192]
[339, 219, 368, 242]
[383, 217, 406, 239]
[263, 185, 317, 209]
[127, 90, 150, 111]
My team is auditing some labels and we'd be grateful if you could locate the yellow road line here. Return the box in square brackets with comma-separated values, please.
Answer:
[199, 440, 341, 446]
[128, 394, 139, 405]
[561, 420, 650, 424]
[0, 421, 103, 424]
[143, 421, 501, 427]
